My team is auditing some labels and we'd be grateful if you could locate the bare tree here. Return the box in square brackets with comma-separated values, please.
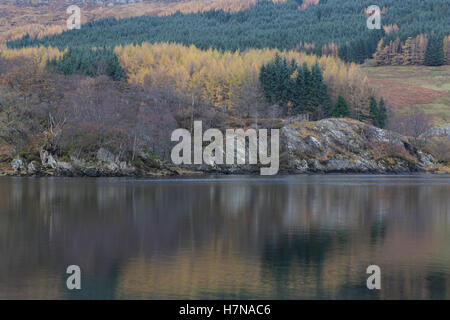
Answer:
[387, 107, 432, 146]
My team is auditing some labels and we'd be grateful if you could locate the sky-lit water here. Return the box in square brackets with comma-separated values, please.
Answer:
[0, 175, 449, 299]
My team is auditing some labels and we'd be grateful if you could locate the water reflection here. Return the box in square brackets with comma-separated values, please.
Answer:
[0, 175, 449, 299]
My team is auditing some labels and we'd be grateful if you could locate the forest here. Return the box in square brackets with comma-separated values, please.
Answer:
[0, 42, 384, 163]
[6, 0, 450, 65]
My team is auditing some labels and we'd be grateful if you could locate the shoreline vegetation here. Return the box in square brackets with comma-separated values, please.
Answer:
[4, 117, 449, 177]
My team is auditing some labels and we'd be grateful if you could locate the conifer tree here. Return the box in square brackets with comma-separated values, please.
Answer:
[377, 97, 387, 128]
[259, 54, 297, 109]
[261, 57, 331, 118]
[369, 96, 380, 127]
[315, 62, 331, 118]
[293, 65, 306, 113]
[425, 34, 444, 66]
[302, 62, 315, 113]
[307, 62, 321, 111]
[331, 95, 349, 118]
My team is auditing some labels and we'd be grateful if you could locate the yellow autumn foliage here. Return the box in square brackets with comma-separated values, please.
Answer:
[115, 42, 372, 112]
[1, 46, 65, 70]
[161, 0, 288, 16]
[1, 42, 372, 114]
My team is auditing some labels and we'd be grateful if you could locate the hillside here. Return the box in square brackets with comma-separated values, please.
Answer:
[8, 0, 450, 64]
[363, 66, 450, 127]
[0, 0, 286, 46]
[0, 0, 233, 45]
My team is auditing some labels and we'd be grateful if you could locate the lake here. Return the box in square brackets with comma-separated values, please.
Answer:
[0, 175, 449, 299]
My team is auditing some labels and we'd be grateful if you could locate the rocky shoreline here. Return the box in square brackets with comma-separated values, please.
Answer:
[3, 118, 448, 177]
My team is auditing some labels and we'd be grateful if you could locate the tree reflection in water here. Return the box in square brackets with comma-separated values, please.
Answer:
[0, 175, 449, 299]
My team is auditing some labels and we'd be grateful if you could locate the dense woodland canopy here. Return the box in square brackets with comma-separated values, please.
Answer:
[113, 43, 375, 121]
[7, 0, 450, 64]
[0, 42, 380, 162]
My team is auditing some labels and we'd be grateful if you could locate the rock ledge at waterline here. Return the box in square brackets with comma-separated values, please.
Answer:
[4, 118, 447, 177]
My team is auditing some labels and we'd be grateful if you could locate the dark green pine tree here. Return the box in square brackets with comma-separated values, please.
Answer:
[424, 34, 444, 66]
[369, 96, 380, 127]
[292, 64, 306, 113]
[278, 56, 289, 106]
[302, 62, 315, 113]
[267, 54, 281, 104]
[307, 62, 321, 112]
[338, 43, 349, 62]
[377, 97, 387, 128]
[259, 64, 272, 103]
[312, 62, 331, 118]
[105, 50, 125, 81]
[259, 58, 277, 104]
[51, 47, 124, 80]
[282, 58, 297, 107]
[271, 54, 285, 106]
[331, 95, 350, 118]
[259, 54, 298, 112]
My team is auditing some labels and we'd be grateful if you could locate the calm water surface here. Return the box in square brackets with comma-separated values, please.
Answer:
[0, 175, 449, 299]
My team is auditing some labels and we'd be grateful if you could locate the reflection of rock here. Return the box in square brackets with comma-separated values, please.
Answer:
[3, 170, 447, 299]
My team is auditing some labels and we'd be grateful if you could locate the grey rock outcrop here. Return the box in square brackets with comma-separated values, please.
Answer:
[8, 118, 441, 177]
[57, 162, 73, 170]
[27, 161, 40, 174]
[11, 158, 25, 173]
[40, 149, 57, 169]
[282, 118, 437, 173]
[420, 126, 450, 139]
